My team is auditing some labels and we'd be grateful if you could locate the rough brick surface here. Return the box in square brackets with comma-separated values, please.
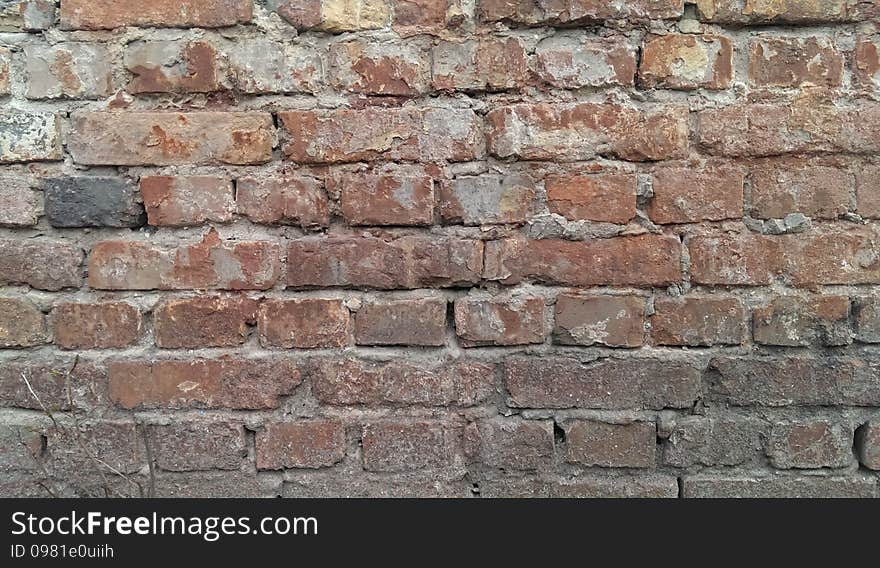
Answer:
[3, 1, 880, 499]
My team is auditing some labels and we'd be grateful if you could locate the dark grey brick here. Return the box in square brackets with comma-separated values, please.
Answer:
[43, 177, 145, 228]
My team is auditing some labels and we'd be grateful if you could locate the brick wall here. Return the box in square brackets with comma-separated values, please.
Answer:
[1, 0, 879, 498]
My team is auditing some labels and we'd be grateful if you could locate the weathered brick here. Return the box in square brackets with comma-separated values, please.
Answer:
[21, 0, 54, 30]
[287, 236, 483, 289]
[150, 421, 246, 472]
[664, 417, 766, 467]
[140, 176, 234, 227]
[439, 174, 535, 225]
[89, 230, 280, 290]
[68, 112, 275, 166]
[236, 173, 330, 229]
[854, 36, 880, 92]
[683, 475, 877, 498]
[280, 107, 484, 164]
[227, 40, 322, 94]
[856, 421, 880, 470]
[48, 421, 144, 475]
[61, 0, 253, 30]
[856, 164, 880, 219]
[362, 421, 455, 472]
[749, 37, 843, 88]
[554, 295, 645, 348]
[283, 473, 467, 498]
[258, 298, 350, 348]
[52, 302, 141, 350]
[256, 420, 346, 470]
[484, 236, 681, 287]
[564, 421, 656, 468]
[478, 0, 684, 24]
[125, 40, 221, 94]
[310, 357, 495, 406]
[854, 297, 880, 343]
[478, 475, 679, 498]
[464, 418, 554, 470]
[694, 0, 856, 25]
[698, 101, 880, 157]
[43, 177, 145, 228]
[355, 297, 446, 346]
[768, 420, 853, 469]
[639, 34, 733, 90]
[505, 356, 701, 410]
[487, 103, 688, 162]
[534, 34, 636, 88]
[330, 38, 429, 95]
[108, 358, 301, 410]
[271, 0, 391, 32]
[331, 164, 435, 226]
[750, 160, 852, 220]
[0, 240, 83, 291]
[707, 355, 880, 406]
[649, 164, 744, 224]
[0, 47, 11, 94]
[26, 43, 112, 99]
[0, 357, 104, 411]
[155, 471, 280, 498]
[0, 421, 45, 472]
[545, 173, 637, 223]
[651, 297, 745, 347]
[154, 296, 258, 349]
[0, 173, 39, 227]
[689, 227, 880, 287]
[455, 296, 545, 346]
[432, 37, 528, 91]
[0, 112, 61, 163]
[0, 298, 46, 347]
[754, 296, 851, 347]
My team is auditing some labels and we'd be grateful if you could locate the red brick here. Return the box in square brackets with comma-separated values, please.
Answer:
[68, 112, 274, 166]
[854, 36, 880, 92]
[698, 101, 880, 157]
[464, 418, 554, 470]
[125, 40, 221, 94]
[432, 37, 528, 91]
[484, 235, 681, 287]
[61, 0, 252, 30]
[52, 302, 141, 350]
[535, 35, 636, 88]
[0, 298, 46, 347]
[309, 358, 495, 406]
[355, 297, 446, 346]
[753, 296, 851, 347]
[154, 296, 258, 348]
[150, 421, 246, 471]
[258, 298, 350, 348]
[392, 0, 455, 31]
[750, 160, 852, 220]
[856, 421, 880, 470]
[329, 39, 429, 96]
[280, 107, 484, 164]
[487, 103, 688, 162]
[505, 356, 701, 409]
[439, 173, 534, 225]
[287, 236, 483, 289]
[651, 297, 745, 346]
[856, 164, 880, 218]
[554, 295, 645, 348]
[0, 240, 83, 291]
[362, 421, 455, 472]
[478, 0, 684, 23]
[769, 420, 853, 469]
[89, 230, 280, 290]
[545, 173, 637, 223]
[108, 358, 301, 410]
[649, 164, 744, 224]
[140, 176, 234, 227]
[639, 34, 733, 90]
[564, 421, 656, 468]
[256, 420, 345, 470]
[749, 37, 843, 88]
[236, 173, 330, 229]
[454, 296, 545, 346]
[331, 165, 435, 226]
[689, 227, 880, 287]
[707, 355, 880, 407]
